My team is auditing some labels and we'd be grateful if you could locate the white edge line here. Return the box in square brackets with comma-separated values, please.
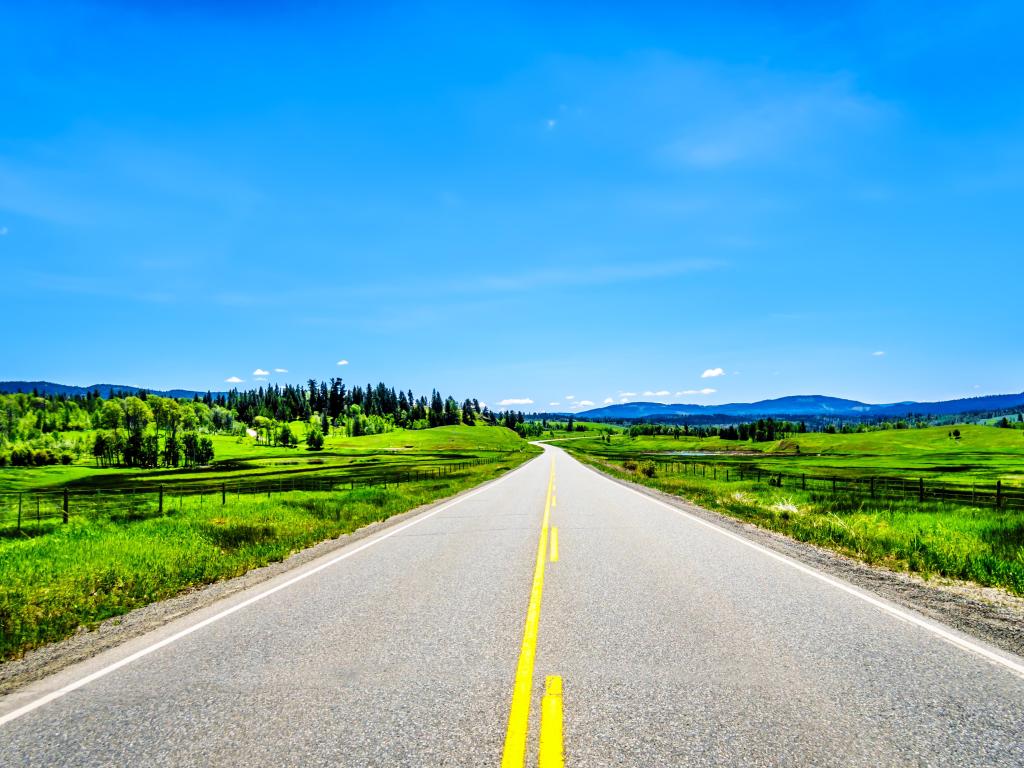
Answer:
[567, 451, 1024, 679]
[0, 455, 540, 727]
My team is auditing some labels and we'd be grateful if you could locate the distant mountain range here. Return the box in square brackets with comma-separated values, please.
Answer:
[0, 381, 223, 400]
[576, 392, 1024, 420]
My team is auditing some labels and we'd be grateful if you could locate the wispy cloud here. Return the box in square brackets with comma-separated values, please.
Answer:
[577, 400, 595, 406]
[642, 390, 670, 396]
[225, 376, 243, 384]
[872, 351, 886, 357]
[253, 368, 270, 376]
[498, 397, 534, 406]
[619, 391, 637, 397]
[274, 367, 288, 373]
[677, 388, 717, 396]
[603, 397, 614, 404]
[701, 368, 725, 378]
[565, 395, 575, 400]
[337, 359, 349, 366]
[549, 402, 561, 406]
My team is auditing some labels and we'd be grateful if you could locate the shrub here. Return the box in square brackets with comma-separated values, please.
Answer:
[639, 461, 657, 478]
[60, 452, 73, 465]
[623, 459, 638, 471]
[0, 453, 7, 467]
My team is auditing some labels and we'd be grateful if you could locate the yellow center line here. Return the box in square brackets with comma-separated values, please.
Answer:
[501, 460, 556, 768]
[539, 676, 565, 768]
[549, 527, 559, 563]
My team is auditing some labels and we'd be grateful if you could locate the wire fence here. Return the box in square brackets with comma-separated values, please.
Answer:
[0, 455, 509, 537]
[639, 458, 1024, 510]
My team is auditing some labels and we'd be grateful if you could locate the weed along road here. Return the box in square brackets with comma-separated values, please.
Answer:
[2, 446, 1024, 766]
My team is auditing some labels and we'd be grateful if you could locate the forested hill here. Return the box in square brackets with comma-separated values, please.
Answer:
[0, 381, 218, 399]
[576, 392, 1024, 420]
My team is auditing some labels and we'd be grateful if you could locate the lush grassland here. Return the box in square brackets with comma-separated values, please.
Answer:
[0, 424, 530, 495]
[0, 427, 539, 660]
[581, 425, 1024, 486]
[565, 426, 1024, 595]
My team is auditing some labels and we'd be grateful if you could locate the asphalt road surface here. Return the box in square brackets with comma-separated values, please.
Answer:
[2, 445, 1023, 766]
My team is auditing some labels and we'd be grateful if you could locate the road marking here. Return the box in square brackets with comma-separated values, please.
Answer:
[0, 456, 542, 729]
[550, 527, 559, 563]
[539, 676, 565, 768]
[574, 454, 1024, 679]
[501, 460, 555, 767]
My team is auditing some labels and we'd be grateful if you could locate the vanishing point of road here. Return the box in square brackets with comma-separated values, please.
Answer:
[2, 445, 1022, 766]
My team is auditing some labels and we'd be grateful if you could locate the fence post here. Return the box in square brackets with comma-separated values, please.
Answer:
[17, 493, 22, 533]
[802, 474, 806, 490]
[158, 485, 164, 515]
[222, 483, 226, 505]
[996, 480, 1003, 508]
[36, 495, 41, 533]
[63, 487, 69, 524]
[919, 478, 924, 503]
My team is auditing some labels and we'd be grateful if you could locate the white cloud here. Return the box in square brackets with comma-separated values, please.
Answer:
[619, 397, 631, 403]
[225, 376, 243, 384]
[337, 359, 349, 366]
[498, 397, 534, 406]
[642, 390, 671, 397]
[577, 400, 595, 406]
[274, 367, 288, 373]
[549, 402, 561, 406]
[253, 368, 270, 376]
[872, 351, 885, 357]
[701, 367, 725, 378]
[603, 397, 614, 404]
[677, 388, 717, 396]
[565, 395, 575, 400]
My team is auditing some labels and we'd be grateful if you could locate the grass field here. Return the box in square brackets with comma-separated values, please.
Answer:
[564, 425, 1024, 595]
[0, 426, 539, 660]
[0, 424, 529, 495]
[576, 425, 1024, 486]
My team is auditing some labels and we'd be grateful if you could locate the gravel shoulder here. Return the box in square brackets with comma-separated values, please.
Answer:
[582, 459, 1024, 660]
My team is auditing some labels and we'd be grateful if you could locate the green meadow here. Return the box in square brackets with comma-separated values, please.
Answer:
[564, 425, 1024, 595]
[0, 426, 539, 660]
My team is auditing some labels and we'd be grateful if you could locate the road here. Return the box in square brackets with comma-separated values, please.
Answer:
[2, 445, 1023, 766]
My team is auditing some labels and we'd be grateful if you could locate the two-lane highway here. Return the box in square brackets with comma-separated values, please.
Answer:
[2, 445, 1023, 766]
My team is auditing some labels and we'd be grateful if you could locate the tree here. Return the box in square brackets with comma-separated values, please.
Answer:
[279, 423, 295, 447]
[306, 425, 325, 450]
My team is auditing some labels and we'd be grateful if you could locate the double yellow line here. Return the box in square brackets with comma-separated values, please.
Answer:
[501, 459, 564, 768]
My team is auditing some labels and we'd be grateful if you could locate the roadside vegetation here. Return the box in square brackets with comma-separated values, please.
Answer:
[564, 425, 1024, 595]
[0, 426, 539, 660]
[0, 381, 542, 661]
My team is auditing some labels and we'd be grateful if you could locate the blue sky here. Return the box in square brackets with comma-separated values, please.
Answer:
[2, 2, 1022, 411]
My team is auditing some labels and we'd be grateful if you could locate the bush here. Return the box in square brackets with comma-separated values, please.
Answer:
[60, 452, 73, 465]
[622, 459, 638, 471]
[0, 453, 7, 467]
[639, 461, 657, 478]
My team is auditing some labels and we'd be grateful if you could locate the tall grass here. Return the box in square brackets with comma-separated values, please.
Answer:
[571, 451, 1024, 596]
[0, 454, 536, 660]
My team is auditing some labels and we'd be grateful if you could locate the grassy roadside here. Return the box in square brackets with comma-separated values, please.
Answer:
[564, 443, 1024, 596]
[0, 444, 540, 661]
